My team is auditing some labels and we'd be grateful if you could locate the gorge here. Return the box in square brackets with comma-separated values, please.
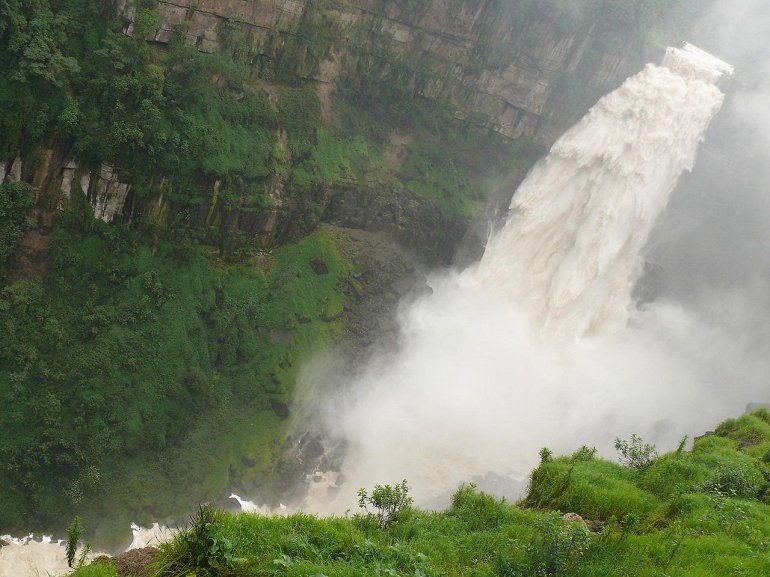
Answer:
[2, 1, 770, 575]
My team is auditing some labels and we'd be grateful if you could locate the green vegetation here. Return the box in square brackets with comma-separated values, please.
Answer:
[0, 0, 523, 249]
[357, 479, 413, 529]
[0, 0, 717, 544]
[0, 181, 34, 264]
[614, 434, 659, 470]
[67, 410, 770, 576]
[1, 0, 517, 537]
[0, 221, 352, 539]
[66, 515, 91, 569]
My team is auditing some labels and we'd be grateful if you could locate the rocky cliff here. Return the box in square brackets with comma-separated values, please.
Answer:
[144, 0, 646, 142]
[2, 0, 690, 264]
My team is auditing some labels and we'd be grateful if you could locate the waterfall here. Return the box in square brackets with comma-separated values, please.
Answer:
[298, 44, 740, 514]
[476, 44, 732, 338]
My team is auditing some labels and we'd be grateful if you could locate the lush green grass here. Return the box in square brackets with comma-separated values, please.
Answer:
[67, 410, 770, 577]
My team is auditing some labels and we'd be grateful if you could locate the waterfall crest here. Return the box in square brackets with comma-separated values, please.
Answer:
[476, 44, 732, 338]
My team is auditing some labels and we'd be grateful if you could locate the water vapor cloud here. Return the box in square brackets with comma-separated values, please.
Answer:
[293, 3, 770, 514]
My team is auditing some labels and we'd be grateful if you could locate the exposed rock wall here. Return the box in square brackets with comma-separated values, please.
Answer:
[143, 0, 649, 142]
[4, 1, 671, 264]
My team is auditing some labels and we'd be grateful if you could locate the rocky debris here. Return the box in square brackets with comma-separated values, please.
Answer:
[562, 512, 584, 523]
[112, 546, 157, 577]
[562, 512, 604, 533]
[310, 255, 329, 274]
[585, 519, 605, 533]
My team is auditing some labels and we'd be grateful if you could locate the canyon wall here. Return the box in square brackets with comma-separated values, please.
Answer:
[146, 0, 646, 142]
[3, 1, 670, 263]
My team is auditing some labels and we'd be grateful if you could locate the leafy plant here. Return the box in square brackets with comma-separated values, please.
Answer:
[619, 512, 638, 540]
[159, 504, 235, 576]
[571, 445, 598, 461]
[357, 480, 413, 529]
[615, 434, 658, 470]
[698, 464, 764, 498]
[529, 511, 590, 576]
[66, 515, 91, 568]
[450, 483, 507, 530]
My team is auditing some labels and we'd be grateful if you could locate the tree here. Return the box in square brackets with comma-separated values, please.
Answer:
[0, 181, 34, 265]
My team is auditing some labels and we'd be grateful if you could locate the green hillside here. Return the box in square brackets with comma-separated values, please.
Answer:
[71, 410, 770, 576]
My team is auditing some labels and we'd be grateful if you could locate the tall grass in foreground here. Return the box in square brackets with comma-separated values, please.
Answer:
[71, 410, 770, 576]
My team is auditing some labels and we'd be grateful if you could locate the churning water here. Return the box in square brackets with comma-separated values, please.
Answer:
[298, 44, 742, 513]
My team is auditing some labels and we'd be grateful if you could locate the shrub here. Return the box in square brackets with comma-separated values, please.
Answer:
[357, 479, 413, 529]
[615, 434, 658, 470]
[450, 483, 507, 530]
[157, 505, 235, 576]
[571, 446, 598, 461]
[619, 512, 639, 540]
[529, 511, 590, 576]
[698, 464, 764, 498]
[65, 516, 91, 569]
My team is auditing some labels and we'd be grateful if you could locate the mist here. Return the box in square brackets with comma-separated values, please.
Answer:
[292, 2, 770, 514]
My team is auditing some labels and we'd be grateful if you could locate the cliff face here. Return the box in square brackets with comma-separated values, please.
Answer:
[3, 1, 664, 264]
[147, 0, 643, 142]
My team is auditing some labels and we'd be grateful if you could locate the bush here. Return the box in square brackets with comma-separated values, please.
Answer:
[698, 464, 765, 498]
[66, 516, 91, 569]
[450, 483, 507, 530]
[529, 511, 590, 576]
[571, 446, 598, 461]
[156, 505, 235, 576]
[615, 434, 658, 470]
[357, 479, 413, 529]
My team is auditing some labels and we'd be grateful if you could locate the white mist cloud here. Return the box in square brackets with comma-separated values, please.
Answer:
[292, 3, 770, 514]
[298, 271, 766, 513]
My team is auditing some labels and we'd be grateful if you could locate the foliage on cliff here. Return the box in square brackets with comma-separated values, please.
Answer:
[0, 218, 354, 535]
[70, 410, 770, 577]
[0, 0, 531, 261]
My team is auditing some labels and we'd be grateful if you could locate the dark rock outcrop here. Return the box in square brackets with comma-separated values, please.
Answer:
[112, 546, 157, 577]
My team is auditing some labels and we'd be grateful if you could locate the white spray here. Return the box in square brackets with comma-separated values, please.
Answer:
[298, 44, 750, 514]
[477, 44, 732, 338]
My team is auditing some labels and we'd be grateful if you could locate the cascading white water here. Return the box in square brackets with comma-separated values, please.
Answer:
[297, 43, 742, 514]
[0, 524, 169, 577]
[476, 44, 733, 338]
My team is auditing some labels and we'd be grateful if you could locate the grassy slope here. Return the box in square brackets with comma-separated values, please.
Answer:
[70, 409, 770, 577]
